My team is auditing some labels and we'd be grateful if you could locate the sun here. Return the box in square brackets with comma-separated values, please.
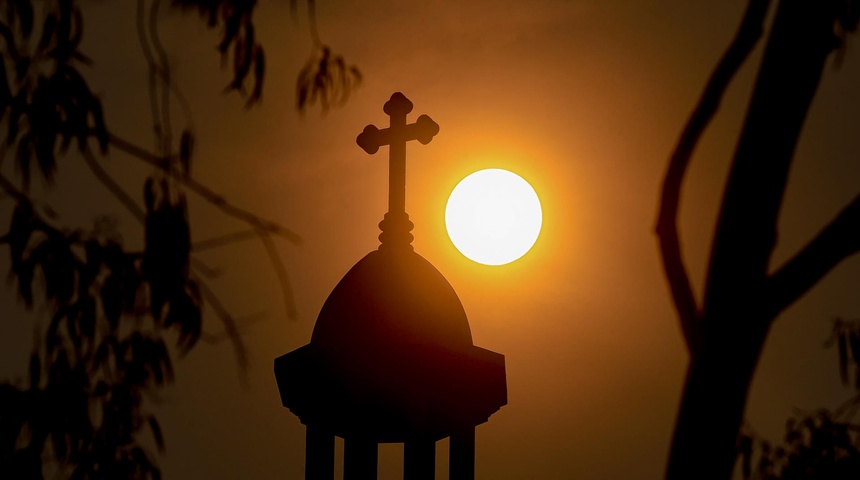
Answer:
[445, 169, 542, 266]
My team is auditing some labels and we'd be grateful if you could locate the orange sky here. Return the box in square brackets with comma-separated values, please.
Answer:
[2, 1, 860, 478]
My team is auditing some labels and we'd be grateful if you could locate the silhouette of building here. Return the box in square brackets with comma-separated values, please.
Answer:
[275, 93, 507, 480]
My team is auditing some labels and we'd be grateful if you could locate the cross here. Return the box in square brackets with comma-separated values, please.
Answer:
[357, 92, 440, 217]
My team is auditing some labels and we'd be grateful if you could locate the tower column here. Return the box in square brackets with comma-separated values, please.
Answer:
[404, 439, 435, 480]
[305, 426, 334, 480]
[450, 427, 476, 480]
[344, 438, 378, 480]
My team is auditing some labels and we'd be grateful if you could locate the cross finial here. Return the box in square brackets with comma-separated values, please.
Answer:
[357, 92, 439, 251]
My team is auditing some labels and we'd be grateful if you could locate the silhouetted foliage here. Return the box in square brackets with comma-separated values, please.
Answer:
[0, 0, 360, 478]
[297, 45, 362, 114]
[740, 320, 860, 480]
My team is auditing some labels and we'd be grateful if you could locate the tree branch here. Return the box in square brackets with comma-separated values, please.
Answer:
[194, 273, 248, 377]
[766, 193, 860, 317]
[106, 132, 302, 245]
[0, 172, 30, 205]
[655, 0, 771, 355]
[150, 0, 174, 155]
[256, 228, 297, 320]
[192, 229, 258, 252]
[82, 149, 146, 222]
[200, 311, 267, 345]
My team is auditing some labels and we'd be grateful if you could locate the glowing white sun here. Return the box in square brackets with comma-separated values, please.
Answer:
[445, 169, 542, 266]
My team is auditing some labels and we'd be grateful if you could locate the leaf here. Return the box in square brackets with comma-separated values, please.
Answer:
[15, 55, 30, 81]
[851, 331, 860, 389]
[179, 130, 193, 175]
[839, 331, 849, 386]
[52, 430, 68, 461]
[68, 5, 84, 51]
[80, 296, 96, 340]
[739, 434, 752, 479]
[148, 416, 165, 453]
[248, 46, 265, 106]
[93, 338, 115, 369]
[20, 0, 34, 38]
[15, 133, 32, 189]
[28, 351, 40, 389]
[90, 97, 109, 153]
[37, 13, 58, 53]
[101, 273, 122, 330]
[143, 176, 156, 211]
[93, 381, 109, 397]
[7, 90, 25, 141]
[0, 56, 11, 107]
[169, 282, 202, 354]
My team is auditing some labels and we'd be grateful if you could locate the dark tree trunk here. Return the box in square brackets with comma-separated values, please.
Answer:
[666, 320, 769, 480]
[665, 1, 838, 479]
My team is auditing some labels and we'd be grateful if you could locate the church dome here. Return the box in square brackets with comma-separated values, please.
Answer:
[311, 248, 473, 353]
[274, 92, 506, 443]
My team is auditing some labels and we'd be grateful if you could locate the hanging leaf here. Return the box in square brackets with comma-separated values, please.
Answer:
[851, 331, 860, 389]
[179, 129, 193, 175]
[739, 434, 752, 479]
[148, 416, 164, 453]
[839, 331, 849, 386]
[28, 352, 40, 390]
[36, 13, 58, 53]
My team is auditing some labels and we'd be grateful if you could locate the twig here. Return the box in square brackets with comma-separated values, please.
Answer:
[200, 312, 268, 344]
[150, 0, 173, 156]
[106, 132, 302, 245]
[138, 0, 165, 157]
[306, 0, 322, 47]
[193, 274, 248, 376]
[192, 229, 258, 252]
[82, 149, 146, 222]
[256, 228, 298, 320]
[766, 193, 860, 317]
[0, 172, 30, 204]
[655, 0, 771, 355]
[190, 257, 221, 278]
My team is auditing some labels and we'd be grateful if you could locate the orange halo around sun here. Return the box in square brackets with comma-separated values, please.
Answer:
[445, 169, 542, 266]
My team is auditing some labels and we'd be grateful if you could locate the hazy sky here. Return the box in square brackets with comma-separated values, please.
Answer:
[2, 1, 860, 478]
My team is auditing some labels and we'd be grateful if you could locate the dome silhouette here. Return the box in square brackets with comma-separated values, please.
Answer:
[312, 249, 473, 350]
[275, 247, 506, 442]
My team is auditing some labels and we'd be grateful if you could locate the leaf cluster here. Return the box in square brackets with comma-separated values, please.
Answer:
[740, 408, 860, 480]
[1, 185, 199, 478]
[1, 0, 357, 477]
[171, 0, 266, 106]
[739, 319, 860, 480]
[827, 318, 860, 389]
[1, 0, 109, 189]
[296, 44, 361, 114]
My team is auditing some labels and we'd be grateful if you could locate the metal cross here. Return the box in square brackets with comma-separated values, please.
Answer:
[357, 92, 440, 216]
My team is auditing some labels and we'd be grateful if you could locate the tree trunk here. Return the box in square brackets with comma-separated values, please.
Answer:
[666, 1, 838, 479]
[666, 320, 769, 480]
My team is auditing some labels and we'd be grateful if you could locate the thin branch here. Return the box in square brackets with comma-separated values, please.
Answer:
[306, 0, 322, 46]
[192, 229, 258, 252]
[257, 228, 298, 320]
[150, 0, 173, 156]
[106, 132, 302, 245]
[193, 274, 248, 376]
[82, 149, 146, 222]
[655, 0, 771, 355]
[0, 171, 30, 204]
[766, 193, 860, 317]
[137, 0, 164, 157]
[190, 257, 221, 278]
[200, 312, 267, 345]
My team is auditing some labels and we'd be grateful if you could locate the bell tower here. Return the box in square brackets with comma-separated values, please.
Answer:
[274, 92, 507, 480]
